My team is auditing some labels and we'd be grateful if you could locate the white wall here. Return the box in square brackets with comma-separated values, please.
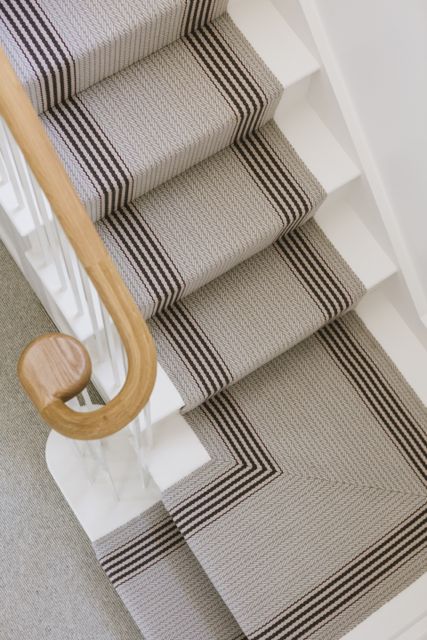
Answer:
[312, 0, 427, 323]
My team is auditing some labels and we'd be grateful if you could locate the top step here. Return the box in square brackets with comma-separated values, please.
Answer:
[0, 0, 228, 113]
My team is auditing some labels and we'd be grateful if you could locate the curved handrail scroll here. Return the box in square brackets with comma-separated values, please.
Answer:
[0, 48, 157, 440]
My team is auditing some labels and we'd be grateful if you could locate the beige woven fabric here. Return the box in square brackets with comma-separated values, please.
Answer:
[163, 312, 427, 640]
[150, 220, 365, 409]
[39, 14, 282, 220]
[0, 0, 228, 112]
[97, 121, 326, 319]
[94, 502, 246, 640]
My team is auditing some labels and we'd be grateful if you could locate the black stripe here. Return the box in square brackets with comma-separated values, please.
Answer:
[175, 304, 232, 384]
[171, 394, 280, 536]
[283, 228, 346, 317]
[1, 4, 53, 110]
[152, 316, 209, 403]
[160, 304, 231, 393]
[186, 29, 248, 139]
[155, 312, 218, 397]
[252, 505, 427, 640]
[319, 322, 427, 482]
[171, 406, 267, 526]
[35, 0, 76, 95]
[206, 21, 267, 134]
[112, 531, 185, 586]
[70, 97, 133, 208]
[49, 101, 117, 210]
[233, 142, 292, 228]
[102, 519, 178, 572]
[118, 206, 184, 314]
[106, 214, 168, 314]
[252, 129, 311, 220]
[172, 393, 274, 520]
[188, 23, 264, 140]
[320, 323, 426, 480]
[15, 0, 68, 104]
[294, 228, 352, 311]
[183, 0, 200, 35]
[293, 228, 350, 313]
[333, 320, 427, 455]
[107, 526, 182, 582]
[275, 235, 333, 321]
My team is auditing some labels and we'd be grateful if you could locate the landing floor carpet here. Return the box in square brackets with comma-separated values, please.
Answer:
[0, 241, 142, 640]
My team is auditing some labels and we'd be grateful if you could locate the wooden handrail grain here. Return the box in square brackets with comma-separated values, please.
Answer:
[0, 48, 157, 440]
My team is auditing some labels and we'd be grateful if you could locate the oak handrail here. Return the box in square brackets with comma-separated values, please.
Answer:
[0, 48, 157, 440]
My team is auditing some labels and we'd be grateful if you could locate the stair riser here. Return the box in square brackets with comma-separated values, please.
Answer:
[1, 0, 228, 113]
[40, 15, 283, 221]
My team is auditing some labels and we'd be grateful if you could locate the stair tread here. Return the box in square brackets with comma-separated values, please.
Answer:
[0, 0, 227, 113]
[39, 13, 282, 221]
[93, 502, 244, 640]
[149, 219, 365, 410]
[96, 120, 326, 319]
[162, 311, 427, 639]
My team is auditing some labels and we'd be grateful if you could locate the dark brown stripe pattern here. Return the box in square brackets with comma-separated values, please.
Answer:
[318, 320, 427, 486]
[275, 226, 355, 322]
[100, 516, 183, 587]
[44, 96, 135, 219]
[233, 129, 314, 233]
[103, 204, 185, 316]
[250, 503, 426, 640]
[182, 0, 222, 36]
[184, 19, 269, 140]
[165, 317, 426, 639]
[153, 302, 233, 400]
[1, 0, 75, 111]
[100, 389, 281, 586]
[170, 392, 282, 537]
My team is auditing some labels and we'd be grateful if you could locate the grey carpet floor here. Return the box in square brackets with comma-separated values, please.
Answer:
[0, 241, 142, 640]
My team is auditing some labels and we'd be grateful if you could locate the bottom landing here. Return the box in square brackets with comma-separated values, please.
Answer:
[46, 289, 427, 640]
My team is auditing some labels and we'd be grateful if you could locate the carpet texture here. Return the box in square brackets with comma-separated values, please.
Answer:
[150, 220, 365, 409]
[93, 503, 245, 640]
[162, 312, 427, 639]
[97, 121, 326, 319]
[0, 0, 228, 112]
[39, 13, 282, 221]
[2, 2, 426, 639]
[0, 241, 142, 640]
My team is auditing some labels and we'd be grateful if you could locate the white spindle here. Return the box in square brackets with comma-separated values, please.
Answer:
[0, 118, 155, 501]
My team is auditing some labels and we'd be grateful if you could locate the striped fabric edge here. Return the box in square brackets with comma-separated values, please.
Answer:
[274, 224, 357, 323]
[317, 319, 427, 486]
[168, 391, 282, 538]
[43, 96, 134, 221]
[152, 302, 233, 400]
[183, 18, 270, 141]
[232, 128, 315, 234]
[1, 0, 76, 112]
[102, 204, 186, 316]
[99, 514, 184, 588]
[166, 315, 426, 639]
[249, 503, 426, 640]
[181, 0, 228, 36]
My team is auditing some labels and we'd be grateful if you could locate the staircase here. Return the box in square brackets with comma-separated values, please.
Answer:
[1, 1, 426, 639]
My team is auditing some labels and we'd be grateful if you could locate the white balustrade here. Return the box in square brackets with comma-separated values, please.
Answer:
[0, 116, 153, 498]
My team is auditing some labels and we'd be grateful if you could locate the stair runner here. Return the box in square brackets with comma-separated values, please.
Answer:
[2, 3, 426, 640]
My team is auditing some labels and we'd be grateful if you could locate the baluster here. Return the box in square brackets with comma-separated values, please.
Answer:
[100, 304, 121, 389]
[27, 170, 69, 291]
[0, 119, 23, 212]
